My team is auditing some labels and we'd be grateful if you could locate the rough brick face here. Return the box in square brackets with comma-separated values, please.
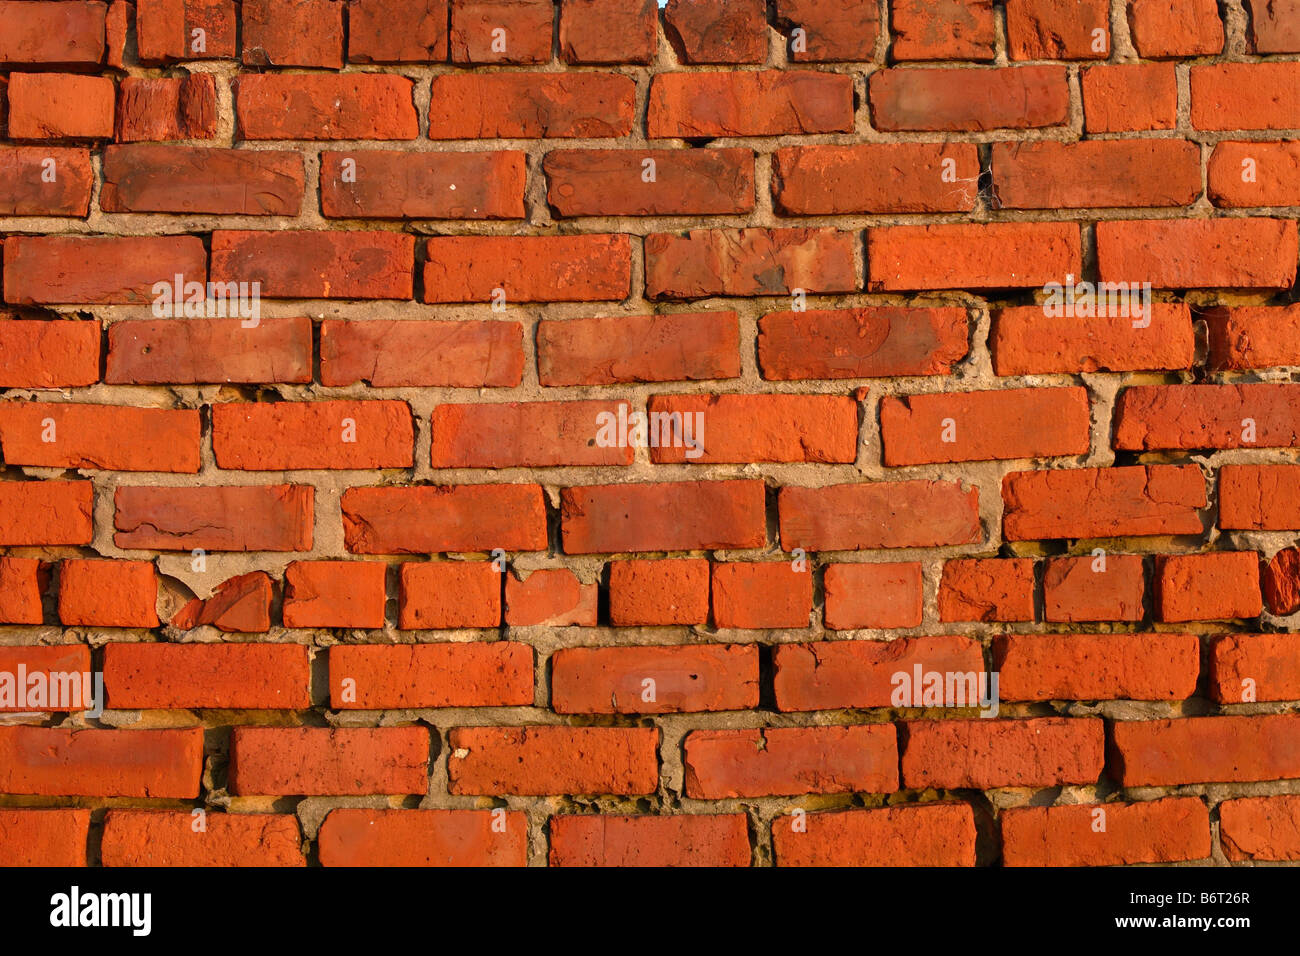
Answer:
[3, 0, 1299, 873]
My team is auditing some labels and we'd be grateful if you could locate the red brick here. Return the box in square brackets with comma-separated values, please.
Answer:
[169, 571, 272, 633]
[428, 72, 635, 138]
[230, 727, 429, 795]
[552, 645, 759, 714]
[348, 0, 448, 62]
[0, 809, 89, 867]
[450, 0, 552, 64]
[1220, 464, 1300, 530]
[0, 403, 199, 472]
[780, 480, 981, 551]
[1220, 795, 1300, 862]
[773, 144, 980, 215]
[1098, 219, 1298, 290]
[992, 304, 1194, 375]
[868, 222, 1081, 291]
[424, 234, 630, 304]
[1116, 383, 1300, 451]
[939, 558, 1035, 623]
[242, 0, 342, 67]
[648, 71, 854, 138]
[774, 636, 984, 711]
[545, 148, 754, 217]
[538, 311, 740, 386]
[104, 642, 308, 709]
[685, 725, 898, 797]
[431, 400, 632, 468]
[4, 235, 206, 305]
[0, 147, 93, 216]
[550, 813, 750, 866]
[320, 319, 524, 388]
[101, 144, 302, 215]
[1110, 715, 1300, 786]
[0, 726, 202, 797]
[0, 558, 46, 625]
[135, 0, 237, 62]
[329, 643, 532, 708]
[1002, 465, 1206, 540]
[902, 718, 1104, 789]
[0, 481, 93, 546]
[1209, 142, 1300, 209]
[342, 485, 547, 554]
[6, 73, 113, 140]
[58, 559, 158, 628]
[1129, 0, 1224, 57]
[283, 561, 387, 629]
[609, 558, 710, 626]
[646, 228, 857, 299]
[824, 562, 924, 630]
[558, 0, 658, 64]
[102, 810, 304, 867]
[319, 808, 526, 866]
[213, 400, 414, 470]
[321, 150, 525, 219]
[758, 307, 969, 381]
[1006, 0, 1109, 58]
[0, 1, 107, 66]
[0, 645, 91, 709]
[1002, 798, 1210, 867]
[504, 568, 597, 626]
[561, 480, 766, 553]
[448, 726, 659, 795]
[1264, 547, 1300, 615]
[889, 0, 994, 60]
[649, 393, 856, 464]
[398, 562, 502, 629]
[992, 140, 1200, 209]
[0, 320, 100, 388]
[1043, 553, 1145, 622]
[114, 484, 313, 552]
[1082, 63, 1177, 133]
[211, 230, 414, 300]
[1192, 63, 1300, 131]
[712, 562, 812, 629]
[882, 386, 1090, 465]
[996, 633, 1198, 702]
[774, 804, 976, 867]
[116, 74, 217, 142]
[107, 316, 312, 385]
[774, 0, 880, 61]
[1248, 0, 1300, 52]
[235, 73, 418, 140]
[870, 66, 1069, 131]
[1211, 633, 1300, 704]
[664, 0, 766, 63]
[1155, 552, 1262, 622]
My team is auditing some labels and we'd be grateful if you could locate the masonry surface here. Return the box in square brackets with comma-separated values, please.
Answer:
[0, 0, 1298, 868]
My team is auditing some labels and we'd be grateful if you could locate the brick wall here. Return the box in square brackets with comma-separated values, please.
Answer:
[0, 0, 1298, 867]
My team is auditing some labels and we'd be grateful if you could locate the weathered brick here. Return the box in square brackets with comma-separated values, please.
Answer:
[229, 726, 429, 795]
[1110, 715, 1300, 786]
[1210, 142, 1300, 208]
[712, 562, 813, 629]
[558, 0, 658, 64]
[101, 145, 303, 215]
[646, 228, 858, 299]
[424, 234, 630, 303]
[6, 73, 113, 140]
[1116, 384, 1300, 451]
[107, 316, 312, 385]
[780, 481, 981, 551]
[1005, 0, 1110, 59]
[283, 561, 387, 629]
[685, 725, 898, 797]
[342, 485, 548, 554]
[450, 0, 553, 64]
[430, 400, 632, 468]
[870, 66, 1069, 131]
[398, 562, 502, 629]
[1220, 464, 1300, 531]
[213, 400, 414, 470]
[101, 811, 305, 866]
[1082, 63, 1178, 132]
[116, 74, 218, 142]
[1043, 553, 1145, 622]
[773, 804, 976, 867]
[550, 813, 750, 866]
[320, 319, 524, 388]
[823, 562, 924, 630]
[1191, 62, 1300, 130]
[538, 311, 740, 386]
[0, 809, 89, 867]
[235, 73, 418, 140]
[4, 235, 206, 305]
[1220, 795, 1300, 862]
[649, 393, 857, 464]
[608, 558, 709, 626]
[1002, 465, 1206, 540]
[0, 403, 200, 472]
[211, 230, 414, 300]
[0, 320, 100, 388]
[901, 718, 1104, 789]
[58, 559, 159, 628]
[552, 645, 759, 713]
[448, 726, 659, 795]
[994, 633, 1199, 701]
[0, 1, 107, 67]
[114, 484, 313, 552]
[758, 307, 969, 380]
[329, 643, 532, 707]
[774, 636, 984, 711]
[773, 144, 980, 215]
[939, 558, 1035, 623]
[321, 150, 525, 220]
[1098, 219, 1298, 290]
[648, 71, 854, 137]
[561, 480, 767, 553]
[664, 0, 766, 63]
[0, 481, 93, 546]
[348, 0, 448, 63]
[0, 726, 202, 797]
[169, 571, 271, 633]
[1211, 633, 1300, 704]
[1002, 798, 1210, 867]
[103, 643, 309, 709]
[992, 304, 1194, 375]
[775, 0, 880, 62]
[504, 568, 597, 626]
[868, 223, 1082, 291]
[0, 148, 93, 216]
[319, 808, 526, 866]
[1155, 552, 1262, 622]
[992, 140, 1201, 209]
[545, 148, 755, 217]
[428, 73, 635, 138]
[889, 0, 994, 61]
